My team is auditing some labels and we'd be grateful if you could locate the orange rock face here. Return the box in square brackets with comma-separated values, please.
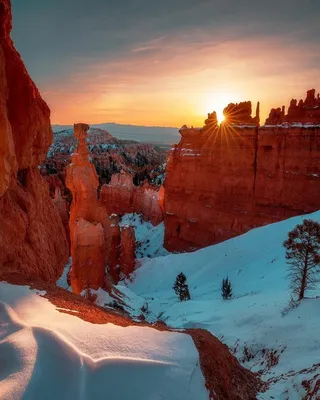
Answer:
[66, 124, 109, 293]
[52, 186, 70, 247]
[71, 218, 106, 294]
[66, 125, 139, 290]
[266, 89, 320, 125]
[100, 171, 164, 225]
[164, 94, 320, 252]
[119, 226, 136, 278]
[0, 0, 68, 281]
[105, 214, 121, 284]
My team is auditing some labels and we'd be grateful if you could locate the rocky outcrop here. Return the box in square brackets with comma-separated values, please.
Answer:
[105, 214, 121, 283]
[66, 124, 139, 291]
[0, 0, 68, 281]
[119, 226, 136, 278]
[52, 186, 70, 246]
[164, 93, 320, 252]
[66, 124, 110, 294]
[266, 89, 320, 125]
[100, 171, 164, 225]
[100, 171, 134, 214]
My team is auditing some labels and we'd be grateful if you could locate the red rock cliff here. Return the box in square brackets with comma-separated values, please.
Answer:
[0, 0, 69, 281]
[164, 94, 320, 252]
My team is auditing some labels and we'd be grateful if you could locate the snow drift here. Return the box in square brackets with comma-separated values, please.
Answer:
[0, 283, 208, 400]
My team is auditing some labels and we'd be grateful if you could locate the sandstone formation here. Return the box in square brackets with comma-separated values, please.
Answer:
[119, 226, 136, 278]
[100, 170, 164, 225]
[164, 93, 320, 252]
[266, 89, 320, 125]
[0, 0, 68, 281]
[105, 214, 121, 284]
[52, 186, 70, 246]
[66, 124, 110, 293]
[66, 124, 138, 292]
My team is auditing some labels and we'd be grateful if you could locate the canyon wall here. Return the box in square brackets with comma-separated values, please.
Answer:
[0, 0, 69, 281]
[164, 92, 320, 252]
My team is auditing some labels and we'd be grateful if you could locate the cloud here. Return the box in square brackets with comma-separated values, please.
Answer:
[11, 0, 320, 126]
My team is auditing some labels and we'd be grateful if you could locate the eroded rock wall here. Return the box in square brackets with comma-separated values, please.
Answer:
[164, 96, 320, 252]
[100, 171, 164, 226]
[0, 0, 68, 281]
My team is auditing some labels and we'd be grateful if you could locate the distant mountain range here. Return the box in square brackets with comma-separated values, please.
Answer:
[52, 122, 180, 148]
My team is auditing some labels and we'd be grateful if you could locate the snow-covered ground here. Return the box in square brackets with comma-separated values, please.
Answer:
[117, 211, 320, 399]
[119, 213, 169, 259]
[0, 282, 208, 400]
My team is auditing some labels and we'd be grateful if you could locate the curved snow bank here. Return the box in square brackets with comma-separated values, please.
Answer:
[122, 211, 320, 399]
[0, 283, 208, 400]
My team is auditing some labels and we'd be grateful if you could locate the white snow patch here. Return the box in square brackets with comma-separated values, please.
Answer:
[119, 213, 169, 258]
[57, 257, 72, 290]
[0, 282, 208, 400]
[119, 211, 320, 399]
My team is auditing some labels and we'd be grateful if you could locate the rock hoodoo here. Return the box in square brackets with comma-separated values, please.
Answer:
[266, 89, 320, 125]
[66, 124, 138, 292]
[0, 0, 68, 281]
[119, 226, 136, 278]
[164, 93, 320, 252]
[66, 123, 110, 294]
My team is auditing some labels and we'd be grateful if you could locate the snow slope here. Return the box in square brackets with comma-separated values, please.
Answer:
[119, 211, 320, 399]
[119, 213, 169, 259]
[0, 283, 208, 400]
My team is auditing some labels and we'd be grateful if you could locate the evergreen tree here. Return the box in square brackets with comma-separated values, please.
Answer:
[173, 272, 190, 302]
[221, 277, 233, 300]
[283, 219, 320, 300]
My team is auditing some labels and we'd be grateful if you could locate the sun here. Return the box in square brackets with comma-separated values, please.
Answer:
[216, 111, 225, 124]
[201, 91, 240, 125]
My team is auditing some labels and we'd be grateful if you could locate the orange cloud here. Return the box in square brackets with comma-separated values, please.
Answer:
[41, 34, 320, 127]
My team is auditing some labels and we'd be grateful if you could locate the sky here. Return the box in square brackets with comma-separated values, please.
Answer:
[11, 0, 320, 127]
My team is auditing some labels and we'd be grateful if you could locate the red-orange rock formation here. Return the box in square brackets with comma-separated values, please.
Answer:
[164, 93, 320, 252]
[100, 171, 164, 225]
[100, 171, 134, 214]
[52, 186, 70, 246]
[105, 214, 121, 284]
[66, 123, 110, 293]
[119, 226, 136, 278]
[0, 0, 68, 281]
[266, 89, 320, 125]
[66, 125, 140, 290]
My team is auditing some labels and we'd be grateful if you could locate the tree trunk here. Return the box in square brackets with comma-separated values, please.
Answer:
[299, 252, 308, 300]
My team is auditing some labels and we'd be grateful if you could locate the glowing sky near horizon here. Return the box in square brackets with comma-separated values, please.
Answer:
[11, 0, 320, 127]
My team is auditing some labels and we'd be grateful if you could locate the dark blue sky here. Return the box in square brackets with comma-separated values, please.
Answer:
[11, 0, 320, 125]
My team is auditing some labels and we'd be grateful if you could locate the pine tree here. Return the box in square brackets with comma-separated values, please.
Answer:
[173, 272, 190, 302]
[221, 277, 233, 300]
[283, 219, 320, 300]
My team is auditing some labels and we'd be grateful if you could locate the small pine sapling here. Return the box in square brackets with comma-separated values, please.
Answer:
[221, 277, 233, 300]
[173, 272, 191, 302]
